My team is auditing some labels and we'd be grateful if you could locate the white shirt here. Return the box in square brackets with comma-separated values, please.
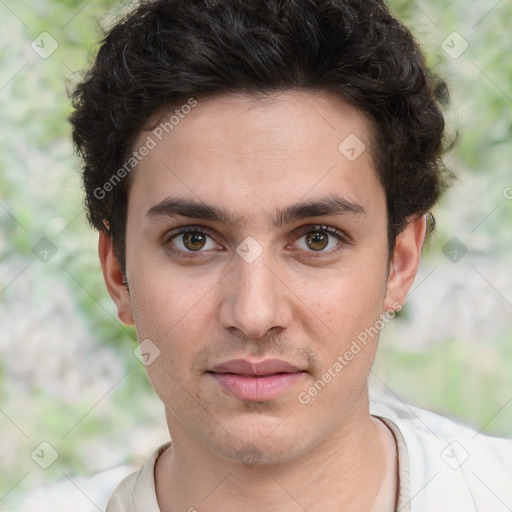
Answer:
[106, 384, 512, 511]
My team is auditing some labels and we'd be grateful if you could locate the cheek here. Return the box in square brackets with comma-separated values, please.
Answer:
[128, 255, 221, 335]
[127, 263, 223, 384]
[129, 282, 208, 411]
[297, 257, 388, 334]
[295, 265, 388, 398]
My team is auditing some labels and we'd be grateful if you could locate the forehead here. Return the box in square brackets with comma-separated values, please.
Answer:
[128, 90, 385, 225]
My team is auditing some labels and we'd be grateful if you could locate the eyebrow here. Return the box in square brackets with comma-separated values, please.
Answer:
[145, 194, 366, 227]
[273, 194, 366, 227]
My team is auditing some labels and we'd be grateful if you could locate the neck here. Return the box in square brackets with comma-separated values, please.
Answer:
[155, 397, 397, 512]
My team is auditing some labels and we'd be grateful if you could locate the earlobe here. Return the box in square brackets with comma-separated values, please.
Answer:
[98, 230, 134, 326]
[384, 214, 427, 312]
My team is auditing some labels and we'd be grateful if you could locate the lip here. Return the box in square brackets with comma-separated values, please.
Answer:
[210, 358, 302, 375]
[208, 359, 305, 401]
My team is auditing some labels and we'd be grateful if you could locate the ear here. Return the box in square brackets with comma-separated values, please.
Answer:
[98, 230, 134, 326]
[384, 214, 427, 312]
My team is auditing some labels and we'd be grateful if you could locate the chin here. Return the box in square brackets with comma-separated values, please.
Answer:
[223, 441, 301, 467]
[208, 421, 312, 467]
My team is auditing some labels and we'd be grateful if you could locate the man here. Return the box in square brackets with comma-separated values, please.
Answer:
[70, 0, 511, 510]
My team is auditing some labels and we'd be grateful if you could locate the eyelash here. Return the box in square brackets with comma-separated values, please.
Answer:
[164, 224, 349, 258]
[164, 226, 215, 252]
[293, 225, 348, 256]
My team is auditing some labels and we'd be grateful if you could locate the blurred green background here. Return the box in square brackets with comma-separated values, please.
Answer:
[0, 0, 511, 509]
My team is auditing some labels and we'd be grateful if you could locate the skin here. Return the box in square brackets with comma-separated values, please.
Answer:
[99, 90, 426, 511]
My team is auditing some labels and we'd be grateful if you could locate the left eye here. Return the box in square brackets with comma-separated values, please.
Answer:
[168, 230, 218, 252]
[294, 227, 343, 252]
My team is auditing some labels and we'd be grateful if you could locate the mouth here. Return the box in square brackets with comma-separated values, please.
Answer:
[207, 359, 306, 402]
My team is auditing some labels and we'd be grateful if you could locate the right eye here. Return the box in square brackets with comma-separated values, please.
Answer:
[165, 227, 223, 254]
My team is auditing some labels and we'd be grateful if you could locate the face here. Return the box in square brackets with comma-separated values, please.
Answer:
[101, 91, 424, 465]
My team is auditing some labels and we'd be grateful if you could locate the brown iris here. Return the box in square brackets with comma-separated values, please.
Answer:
[305, 231, 329, 251]
[183, 232, 207, 251]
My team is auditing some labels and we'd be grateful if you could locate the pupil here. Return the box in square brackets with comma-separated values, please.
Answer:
[184, 232, 206, 250]
[306, 232, 328, 251]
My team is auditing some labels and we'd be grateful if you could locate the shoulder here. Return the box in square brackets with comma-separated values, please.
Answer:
[370, 381, 512, 511]
[106, 442, 170, 512]
[18, 464, 136, 512]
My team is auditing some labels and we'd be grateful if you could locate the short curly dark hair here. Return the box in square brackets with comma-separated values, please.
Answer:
[70, 0, 450, 272]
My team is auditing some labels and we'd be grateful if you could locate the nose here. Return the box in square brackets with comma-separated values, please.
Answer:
[218, 252, 293, 340]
